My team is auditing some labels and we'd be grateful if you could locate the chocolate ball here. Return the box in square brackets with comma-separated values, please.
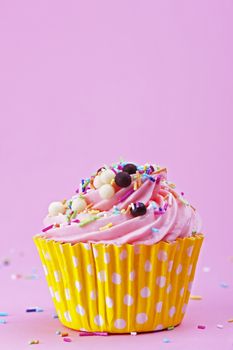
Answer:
[130, 202, 147, 217]
[123, 163, 137, 175]
[115, 171, 132, 188]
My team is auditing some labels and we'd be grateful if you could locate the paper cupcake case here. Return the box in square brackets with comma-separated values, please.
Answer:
[34, 234, 203, 333]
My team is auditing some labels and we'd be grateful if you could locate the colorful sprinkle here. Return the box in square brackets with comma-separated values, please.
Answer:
[63, 337, 72, 342]
[0, 312, 8, 317]
[26, 307, 43, 313]
[217, 324, 223, 329]
[119, 188, 135, 203]
[151, 228, 159, 233]
[60, 332, 69, 337]
[190, 295, 202, 300]
[220, 282, 229, 288]
[197, 325, 206, 329]
[131, 332, 137, 335]
[79, 216, 98, 227]
[28, 340, 39, 345]
[0, 319, 7, 324]
[167, 326, 174, 330]
[42, 224, 54, 232]
[163, 337, 171, 343]
[99, 223, 113, 231]
[227, 319, 233, 323]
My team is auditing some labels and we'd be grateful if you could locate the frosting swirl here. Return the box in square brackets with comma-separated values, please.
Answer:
[39, 162, 201, 245]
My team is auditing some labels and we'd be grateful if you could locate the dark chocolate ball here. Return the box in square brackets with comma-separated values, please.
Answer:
[115, 171, 132, 188]
[123, 163, 137, 175]
[130, 202, 147, 217]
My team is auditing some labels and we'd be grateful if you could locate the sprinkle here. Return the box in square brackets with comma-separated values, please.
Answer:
[60, 332, 69, 337]
[131, 332, 137, 336]
[197, 325, 206, 329]
[119, 189, 135, 203]
[28, 340, 39, 345]
[99, 223, 113, 231]
[79, 216, 98, 227]
[79, 331, 108, 336]
[56, 330, 61, 335]
[156, 175, 161, 185]
[0, 319, 7, 324]
[142, 173, 155, 182]
[72, 219, 80, 223]
[163, 337, 171, 343]
[88, 210, 100, 214]
[181, 192, 184, 196]
[42, 225, 54, 232]
[190, 295, 202, 300]
[0, 312, 8, 317]
[26, 307, 43, 313]
[167, 326, 174, 330]
[133, 181, 138, 191]
[63, 337, 72, 342]
[86, 202, 94, 209]
[217, 324, 223, 329]
[227, 319, 233, 323]
[121, 209, 126, 214]
[220, 282, 229, 288]
[151, 228, 159, 233]
[11, 273, 22, 280]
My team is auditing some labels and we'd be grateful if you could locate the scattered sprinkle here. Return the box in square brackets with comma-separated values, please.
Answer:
[197, 325, 206, 329]
[151, 228, 159, 233]
[119, 189, 135, 203]
[63, 337, 72, 342]
[203, 267, 210, 272]
[0, 319, 7, 324]
[26, 307, 43, 313]
[217, 324, 223, 329]
[190, 295, 202, 300]
[167, 326, 174, 331]
[53, 314, 59, 319]
[131, 332, 137, 336]
[28, 340, 39, 345]
[42, 225, 54, 233]
[60, 333, 69, 337]
[79, 331, 108, 336]
[0, 312, 8, 317]
[163, 337, 171, 343]
[227, 319, 233, 323]
[220, 282, 229, 288]
[55, 330, 61, 335]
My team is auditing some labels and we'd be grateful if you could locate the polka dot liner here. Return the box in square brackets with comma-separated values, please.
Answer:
[34, 234, 203, 333]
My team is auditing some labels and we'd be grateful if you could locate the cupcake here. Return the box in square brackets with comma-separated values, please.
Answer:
[34, 161, 203, 333]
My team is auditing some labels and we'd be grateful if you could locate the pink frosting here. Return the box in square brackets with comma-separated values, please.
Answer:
[40, 168, 201, 245]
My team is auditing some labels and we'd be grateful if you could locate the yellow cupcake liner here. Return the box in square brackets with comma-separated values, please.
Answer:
[34, 234, 203, 333]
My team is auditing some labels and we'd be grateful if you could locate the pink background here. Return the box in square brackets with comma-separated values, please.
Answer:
[0, 1, 232, 349]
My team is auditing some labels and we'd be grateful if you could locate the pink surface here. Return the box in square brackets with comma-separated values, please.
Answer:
[0, 0, 232, 349]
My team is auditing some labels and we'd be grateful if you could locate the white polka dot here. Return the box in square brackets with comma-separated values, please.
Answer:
[188, 264, 193, 276]
[168, 260, 173, 272]
[93, 247, 98, 258]
[55, 291, 60, 302]
[180, 287, 184, 296]
[129, 271, 135, 281]
[176, 264, 182, 275]
[98, 270, 107, 282]
[65, 288, 71, 300]
[94, 314, 104, 326]
[144, 260, 152, 272]
[136, 313, 148, 324]
[114, 319, 126, 329]
[72, 256, 78, 267]
[157, 250, 168, 261]
[64, 311, 72, 322]
[124, 294, 134, 306]
[76, 304, 85, 316]
[188, 281, 193, 292]
[54, 271, 60, 282]
[182, 303, 187, 313]
[112, 273, 121, 284]
[155, 324, 164, 331]
[83, 243, 91, 250]
[166, 284, 172, 294]
[140, 287, 151, 298]
[120, 249, 127, 260]
[104, 252, 110, 264]
[43, 265, 48, 276]
[169, 306, 176, 317]
[134, 245, 140, 254]
[75, 280, 82, 292]
[87, 264, 93, 275]
[90, 290, 97, 300]
[156, 301, 163, 313]
[49, 286, 54, 298]
[106, 296, 113, 308]
[156, 276, 166, 288]
[187, 246, 194, 257]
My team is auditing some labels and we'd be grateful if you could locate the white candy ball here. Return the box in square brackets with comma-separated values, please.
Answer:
[93, 175, 103, 189]
[100, 169, 115, 184]
[71, 198, 87, 213]
[99, 184, 115, 199]
[48, 201, 65, 216]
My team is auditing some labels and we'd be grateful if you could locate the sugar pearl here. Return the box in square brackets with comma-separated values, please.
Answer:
[71, 198, 87, 213]
[100, 169, 115, 184]
[48, 202, 65, 216]
[99, 184, 115, 199]
[93, 175, 103, 189]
